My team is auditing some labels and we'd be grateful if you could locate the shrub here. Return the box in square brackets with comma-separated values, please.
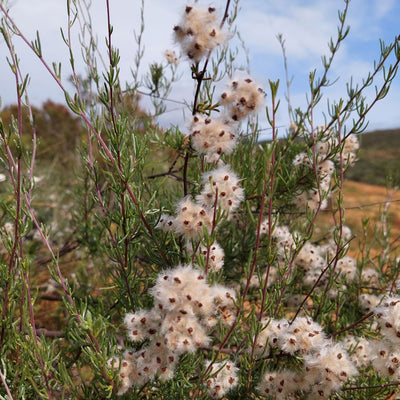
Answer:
[1, 0, 400, 399]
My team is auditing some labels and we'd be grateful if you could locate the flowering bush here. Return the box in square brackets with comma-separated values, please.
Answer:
[1, 1, 400, 399]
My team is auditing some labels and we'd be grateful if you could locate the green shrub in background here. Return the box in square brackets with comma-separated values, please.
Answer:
[0, 0, 400, 399]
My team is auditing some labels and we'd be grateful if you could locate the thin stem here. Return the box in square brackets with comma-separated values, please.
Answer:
[23, 272, 52, 399]
[290, 0, 350, 141]
[105, 0, 134, 297]
[204, 188, 219, 275]
[313, 112, 345, 321]
[278, 34, 293, 124]
[0, 367, 14, 400]
[0, 23, 52, 397]
[246, 88, 278, 392]
[342, 382, 400, 392]
[329, 311, 374, 338]
[290, 239, 352, 324]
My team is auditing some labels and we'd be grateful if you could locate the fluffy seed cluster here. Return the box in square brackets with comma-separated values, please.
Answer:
[164, 49, 179, 65]
[187, 76, 264, 163]
[338, 297, 400, 382]
[157, 165, 244, 241]
[158, 73, 258, 240]
[337, 295, 400, 381]
[190, 114, 238, 162]
[257, 370, 299, 399]
[259, 222, 357, 293]
[220, 77, 266, 121]
[299, 240, 357, 295]
[156, 213, 175, 232]
[375, 296, 400, 346]
[127, 8, 266, 397]
[254, 305, 400, 399]
[253, 317, 325, 356]
[369, 340, 400, 379]
[200, 242, 225, 272]
[292, 125, 359, 211]
[341, 335, 372, 369]
[196, 165, 244, 216]
[204, 360, 239, 398]
[360, 267, 380, 286]
[110, 264, 236, 394]
[173, 5, 227, 62]
[301, 343, 358, 398]
[359, 292, 382, 312]
[336, 256, 357, 281]
[259, 221, 296, 261]
[341, 133, 359, 166]
[292, 158, 333, 212]
[186, 241, 225, 272]
[255, 317, 357, 399]
[173, 196, 213, 240]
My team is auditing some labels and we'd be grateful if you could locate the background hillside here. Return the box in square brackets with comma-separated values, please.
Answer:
[332, 128, 400, 258]
[347, 128, 400, 187]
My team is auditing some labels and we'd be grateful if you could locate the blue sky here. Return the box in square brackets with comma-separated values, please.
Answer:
[0, 0, 399, 138]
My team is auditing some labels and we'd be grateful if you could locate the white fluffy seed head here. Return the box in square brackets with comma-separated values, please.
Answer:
[118, 263, 243, 394]
[162, 313, 210, 354]
[150, 264, 212, 312]
[197, 165, 244, 216]
[204, 360, 239, 399]
[220, 77, 266, 121]
[317, 159, 335, 176]
[200, 242, 225, 272]
[343, 134, 359, 153]
[306, 342, 358, 376]
[293, 190, 328, 211]
[341, 335, 372, 368]
[124, 310, 161, 342]
[211, 285, 237, 325]
[336, 256, 357, 281]
[359, 293, 382, 312]
[156, 213, 175, 232]
[173, 196, 213, 239]
[292, 152, 312, 167]
[360, 268, 379, 285]
[374, 296, 400, 344]
[287, 317, 326, 352]
[190, 114, 238, 159]
[295, 242, 323, 269]
[173, 5, 227, 62]
[164, 50, 179, 65]
[257, 370, 299, 398]
[335, 134, 359, 166]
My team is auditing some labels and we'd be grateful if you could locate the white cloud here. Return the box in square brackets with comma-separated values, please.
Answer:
[0, 0, 398, 131]
[346, 0, 397, 41]
[0, 0, 184, 106]
[374, 0, 396, 18]
[237, 0, 339, 60]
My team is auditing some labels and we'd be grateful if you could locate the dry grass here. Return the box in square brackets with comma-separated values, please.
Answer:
[316, 180, 400, 259]
[343, 181, 400, 232]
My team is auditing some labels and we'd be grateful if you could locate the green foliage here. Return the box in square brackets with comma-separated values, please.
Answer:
[0, 0, 400, 399]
